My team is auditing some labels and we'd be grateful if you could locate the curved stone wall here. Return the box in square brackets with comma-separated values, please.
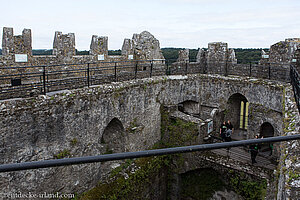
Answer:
[0, 74, 290, 195]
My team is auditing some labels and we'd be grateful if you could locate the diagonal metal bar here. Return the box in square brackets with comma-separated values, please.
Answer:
[0, 134, 299, 173]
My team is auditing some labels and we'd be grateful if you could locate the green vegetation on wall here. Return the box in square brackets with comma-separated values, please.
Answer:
[78, 156, 170, 200]
[181, 168, 225, 200]
[160, 107, 198, 148]
[229, 171, 267, 200]
[75, 106, 268, 200]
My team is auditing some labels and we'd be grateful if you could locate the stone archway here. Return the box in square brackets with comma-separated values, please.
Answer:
[225, 93, 248, 131]
[101, 118, 125, 154]
[259, 122, 274, 152]
[260, 122, 274, 138]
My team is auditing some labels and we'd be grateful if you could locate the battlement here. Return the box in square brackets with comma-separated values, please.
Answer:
[122, 31, 164, 60]
[260, 37, 300, 65]
[2, 27, 32, 59]
[0, 27, 165, 66]
[89, 35, 108, 60]
[52, 31, 76, 58]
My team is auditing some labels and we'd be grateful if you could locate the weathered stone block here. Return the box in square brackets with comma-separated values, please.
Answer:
[89, 35, 108, 59]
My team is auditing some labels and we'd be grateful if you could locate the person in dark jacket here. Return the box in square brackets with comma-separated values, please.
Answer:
[219, 121, 227, 141]
[225, 120, 234, 142]
[249, 135, 260, 164]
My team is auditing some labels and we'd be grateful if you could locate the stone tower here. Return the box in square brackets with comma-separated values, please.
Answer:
[52, 31, 76, 58]
[2, 27, 32, 57]
[89, 35, 108, 60]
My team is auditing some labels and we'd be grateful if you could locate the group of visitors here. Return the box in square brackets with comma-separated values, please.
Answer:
[219, 120, 234, 142]
[219, 121, 274, 165]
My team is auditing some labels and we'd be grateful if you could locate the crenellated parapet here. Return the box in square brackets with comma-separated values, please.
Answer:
[260, 38, 300, 65]
[177, 49, 189, 63]
[2, 27, 32, 62]
[0, 27, 164, 66]
[195, 42, 237, 74]
[52, 31, 76, 59]
[121, 31, 165, 60]
[89, 35, 108, 60]
[121, 38, 134, 59]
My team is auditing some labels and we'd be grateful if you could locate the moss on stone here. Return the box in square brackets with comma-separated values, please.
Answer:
[78, 156, 170, 200]
[229, 171, 267, 200]
[180, 168, 225, 200]
[160, 107, 198, 148]
[54, 149, 71, 159]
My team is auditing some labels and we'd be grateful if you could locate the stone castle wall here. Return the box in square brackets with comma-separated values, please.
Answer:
[0, 74, 290, 197]
[260, 38, 300, 67]
[0, 27, 165, 68]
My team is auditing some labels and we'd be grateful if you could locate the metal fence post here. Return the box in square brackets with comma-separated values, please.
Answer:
[87, 63, 90, 87]
[249, 63, 252, 77]
[166, 60, 169, 75]
[134, 61, 138, 79]
[225, 61, 228, 76]
[114, 62, 117, 82]
[43, 66, 46, 95]
[268, 65, 271, 79]
[150, 60, 153, 78]
[185, 62, 188, 75]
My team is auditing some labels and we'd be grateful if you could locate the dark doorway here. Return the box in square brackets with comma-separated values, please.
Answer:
[101, 118, 125, 154]
[260, 122, 274, 138]
[259, 122, 274, 153]
[226, 93, 248, 130]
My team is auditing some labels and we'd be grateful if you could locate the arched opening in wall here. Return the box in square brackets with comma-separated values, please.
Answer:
[178, 100, 199, 117]
[101, 118, 125, 154]
[260, 122, 274, 138]
[259, 122, 275, 152]
[225, 93, 249, 131]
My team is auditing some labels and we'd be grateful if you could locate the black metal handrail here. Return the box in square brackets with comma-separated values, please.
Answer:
[0, 59, 292, 100]
[0, 59, 165, 99]
[0, 134, 299, 173]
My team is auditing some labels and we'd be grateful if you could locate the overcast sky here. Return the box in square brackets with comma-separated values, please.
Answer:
[1, 0, 300, 50]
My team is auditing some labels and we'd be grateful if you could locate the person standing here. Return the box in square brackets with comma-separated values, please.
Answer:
[249, 135, 259, 164]
[226, 120, 234, 134]
[219, 121, 227, 141]
[225, 120, 234, 142]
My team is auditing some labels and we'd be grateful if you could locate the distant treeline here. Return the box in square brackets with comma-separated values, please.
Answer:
[0, 48, 268, 64]
[161, 48, 269, 64]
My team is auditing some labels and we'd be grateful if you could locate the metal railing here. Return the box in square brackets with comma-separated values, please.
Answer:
[290, 65, 300, 113]
[0, 59, 165, 100]
[0, 134, 299, 173]
[0, 59, 293, 100]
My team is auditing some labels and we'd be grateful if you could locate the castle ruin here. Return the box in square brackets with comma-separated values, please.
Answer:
[0, 27, 165, 66]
